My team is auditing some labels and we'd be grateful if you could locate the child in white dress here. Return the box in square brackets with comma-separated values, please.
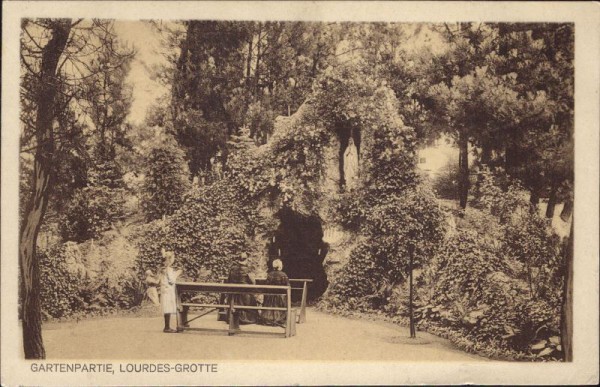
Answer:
[160, 249, 181, 333]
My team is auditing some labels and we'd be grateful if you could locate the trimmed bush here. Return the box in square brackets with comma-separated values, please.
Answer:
[140, 140, 191, 221]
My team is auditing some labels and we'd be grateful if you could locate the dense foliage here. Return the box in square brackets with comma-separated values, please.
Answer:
[39, 245, 84, 318]
[472, 167, 529, 223]
[39, 242, 143, 319]
[168, 21, 343, 178]
[314, 65, 446, 311]
[418, 217, 563, 360]
[135, 181, 259, 281]
[323, 151, 565, 360]
[258, 103, 330, 214]
[59, 186, 126, 242]
[135, 133, 268, 281]
[326, 187, 445, 309]
[502, 207, 563, 303]
[399, 174, 562, 359]
[140, 140, 191, 221]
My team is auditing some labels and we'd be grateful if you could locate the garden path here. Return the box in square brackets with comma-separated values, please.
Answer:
[42, 307, 486, 361]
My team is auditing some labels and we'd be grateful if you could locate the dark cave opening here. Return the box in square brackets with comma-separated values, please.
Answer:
[266, 208, 329, 301]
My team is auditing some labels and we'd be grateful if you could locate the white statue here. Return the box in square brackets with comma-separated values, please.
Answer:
[344, 137, 359, 189]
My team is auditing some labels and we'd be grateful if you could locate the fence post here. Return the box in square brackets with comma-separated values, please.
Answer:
[409, 243, 416, 338]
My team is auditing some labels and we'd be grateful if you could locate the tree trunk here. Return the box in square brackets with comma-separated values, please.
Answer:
[480, 143, 492, 166]
[172, 22, 191, 115]
[527, 264, 534, 298]
[546, 182, 558, 218]
[254, 24, 262, 96]
[560, 219, 573, 361]
[246, 35, 253, 88]
[408, 244, 416, 338]
[19, 20, 71, 359]
[560, 197, 573, 222]
[458, 130, 469, 210]
[529, 189, 540, 207]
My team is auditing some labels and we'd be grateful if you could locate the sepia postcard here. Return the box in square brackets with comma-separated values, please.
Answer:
[2, 1, 599, 385]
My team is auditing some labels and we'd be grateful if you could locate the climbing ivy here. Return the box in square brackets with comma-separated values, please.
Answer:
[254, 63, 420, 216]
[314, 64, 446, 307]
[260, 103, 331, 215]
[325, 186, 446, 309]
[136, 63, 442, 306]
[134, 178, 261, 281]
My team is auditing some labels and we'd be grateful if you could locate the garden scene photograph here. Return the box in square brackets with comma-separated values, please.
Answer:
[15, 17, 577, 367]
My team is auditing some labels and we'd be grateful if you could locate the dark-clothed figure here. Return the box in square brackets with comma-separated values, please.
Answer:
[261, 259, 290, 326]
[226, 253, 258, 326]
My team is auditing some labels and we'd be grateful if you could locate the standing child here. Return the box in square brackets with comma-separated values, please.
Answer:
[160, 249, 181, 333]
[145, 270, 160, 306]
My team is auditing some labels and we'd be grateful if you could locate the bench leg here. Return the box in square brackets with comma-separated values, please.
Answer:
[182, 306, 189, 328]
[228, 298, 239, 336]
[285, 288, 292, 338]
[299, 282, 308, 324]
[176, 297, 185, 332]
[217, 293, 227, 321]
[290, 309, 297, 337]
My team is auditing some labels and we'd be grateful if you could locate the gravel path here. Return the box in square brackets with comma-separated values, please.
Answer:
[43, 308, 486, 361]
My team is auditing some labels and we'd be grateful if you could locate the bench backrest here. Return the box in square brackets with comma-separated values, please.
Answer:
[217, 277, 313, 284]
[176, 281, 290, 296]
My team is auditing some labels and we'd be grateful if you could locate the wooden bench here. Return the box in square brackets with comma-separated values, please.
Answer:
[218, 277, 313, 324]
[175, 282, 296, 338]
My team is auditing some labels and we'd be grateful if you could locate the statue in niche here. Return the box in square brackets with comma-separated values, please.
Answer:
[343, 137, 359, 189]
[210, 150, 223, 180]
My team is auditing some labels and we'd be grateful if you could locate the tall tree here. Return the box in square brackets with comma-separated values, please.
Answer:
[491, 23, 574, 210]
[425, 23, 573, 211]
[245, 22, 342, 143]
[171, 21, 250, 177]
[424, 23, 497, 209]
[19, 19, 72, 359]
[169, 21, 343, 174]
[81, 34, 133, 188]
[19, 19, 134, 359]
[354, 23, 432, 142]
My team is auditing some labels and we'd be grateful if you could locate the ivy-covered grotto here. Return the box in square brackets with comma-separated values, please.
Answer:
[136, 63, 428, 305]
